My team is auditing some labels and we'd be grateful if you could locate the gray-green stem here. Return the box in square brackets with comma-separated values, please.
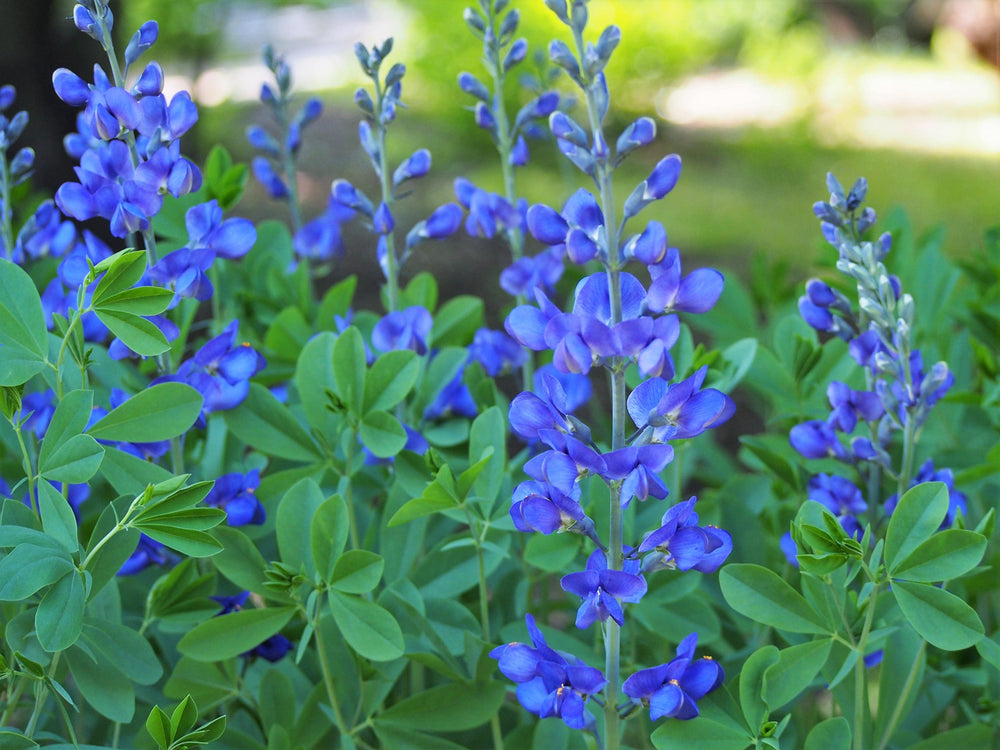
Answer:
[372, 76, 400, 315]
[0, 144, 13, 254]
[874, 640, 926, 750]
[13, 420, 36, 514]
[310, 599, 350, 736]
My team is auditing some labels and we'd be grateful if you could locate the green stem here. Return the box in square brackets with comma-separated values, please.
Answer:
[372, 76, 400, 315]
[0, 144, 13, 254]
[874, 640, 926, 750]
[13, 421, 36, 515]
[851, 583, 879, 750]
[897, 416, 917, 500]
[343, 431, 360, 550]
[312, 599, 350, 735]
[0, 675, 27, 727]
[24, 683, 45, 738]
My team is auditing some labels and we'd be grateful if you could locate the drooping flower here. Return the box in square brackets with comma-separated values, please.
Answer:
[637, 497, 733, 573]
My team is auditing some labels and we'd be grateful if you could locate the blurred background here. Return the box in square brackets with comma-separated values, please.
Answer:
[2, 0, 999, 303]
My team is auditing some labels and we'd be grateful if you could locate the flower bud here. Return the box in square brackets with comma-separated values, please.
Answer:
[503, 38, 528, 71]
[643, 154, 682, 200]
[458, 72, 490, 102]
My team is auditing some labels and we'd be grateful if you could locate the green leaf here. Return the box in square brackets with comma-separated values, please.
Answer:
[388, 470, 461, 527]
[892, 580, 984, 650]
[277, 478, 326, 579]
[95, 308, 171, 356]
[88, 383, 202, 442]
[333, 326, 366, 416]
[317, 276, 357, 329]
[35, 570, 85, 652]
[431, 295, 484, 347]
[328, 591, 404, 661]
[0, 544, 74, 600]
[890, 529, 987, 582]
[416, 347, 467, 412]
[874, 628, 925, 746]
[212, 526, 270, 595]
[84, 499, 140, 598]
[719, 337, 759, 389]
[469, 406, 505, 504]
[359, 409, 407, 458]
[92, 249, 147, 303]
[145, 706, 172, 749]
[311, 494, 349, 583]
[38, 433, 103, 483]
[803, 717, 851, 750]
[66, 646, 135, 722]
[36, 480, 80, 552]
[93, 285, 174, 316]
[224, 382, 320, 461]
[0, 731, 40, 749]
[400, 272, 437, 311]
[763, 639, 833, 710]
[739, 645, 778, 731]
[364, 349, 420, 413]
[264, 306, 312, 362]
[80, 617, 163, 685]
[371, 726, 466, 749]
[378, 681, 505, 732]
[259, 668, 296, 734]
[138, 525, 224, 558]
[99, 446, 173, 496]
[330, 550, 384, 594]
[171, 695, 199, 736]
[720, 564, 830, 634]
[524, 533, 580, 573]
[651, 716, 752, 749]
[178, 606, 296, 661]
[294, 331, 342, 441]
[883, 482, 949, 572]
[907, 725, 996, 749]
[0, 258, 48, 357]
[0, 341, 46, 386]
[37, 389, 91, 454]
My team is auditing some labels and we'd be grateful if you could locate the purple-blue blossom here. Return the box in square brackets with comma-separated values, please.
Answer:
[489, 614, 606, 729]
[623, 632, 724, 721]
[204, 469, 265, 526]
[637, 497, 733, 574]
[561, 548, 647, 629]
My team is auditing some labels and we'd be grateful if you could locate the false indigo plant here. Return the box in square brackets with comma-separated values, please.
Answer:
[1, 0, 997, 748]
[496, 2, 734, 746]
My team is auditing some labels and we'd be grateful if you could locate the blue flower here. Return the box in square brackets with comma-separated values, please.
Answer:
[372, 306, 432, 354]
[489, 614, 606, 729]
[469, 328, 526, 377]
[560, 548, 647, 629]
[627, 367, 735, 443]
[623, 632, 724, 721]
[205, 469, 265, 526]
[638, 497, 733, 573]
[118, 534, 171, 576]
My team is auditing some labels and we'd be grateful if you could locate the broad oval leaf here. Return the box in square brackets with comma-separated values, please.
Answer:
[892, 580, 984, 651]
[88, 383, 202, 442]
[94, 308, 170, 356]
[804, 717, 851, 750]
[363, 349, 419, 413]
[331, 550, 384, 594]
[224, 382, 321, 461]
[0, 544, 74, 601]
[178, 605, 296, 661]
[277, 478, 326, 579]
[35, 570, 86, 652]
[359, 409, 407, 458]
[329, 591, 404, 661]
[884, 482, 949, 572]
[720, 564, 830, 634]
[377, 681, 506, 732]
[0, 258, 48, 357]
[890, 529, 987, 583]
